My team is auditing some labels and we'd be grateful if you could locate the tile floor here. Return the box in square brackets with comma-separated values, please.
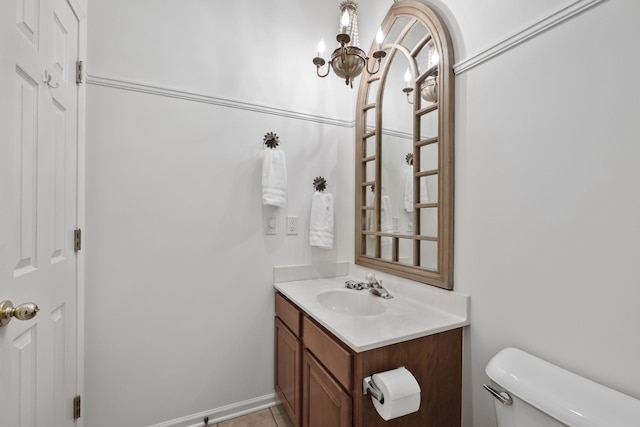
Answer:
[212, 405, 294, 427]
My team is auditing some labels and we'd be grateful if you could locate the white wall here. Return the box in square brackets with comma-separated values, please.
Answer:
[453, 0, 640, 425]
[85, 0, 640, 426]
[85, 1, 367, 425]
[85, 88, 354, 426]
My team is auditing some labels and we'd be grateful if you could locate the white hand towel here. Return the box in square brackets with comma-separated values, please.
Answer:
[381, 195, 393, 233]
[403, 165, 429, 212]
[309, 192, 334, 249]
[381, 195, 392, 245]
[420, 174, 429, 204]
[366, 191, 375, 233]
[262, 149, 287, 207]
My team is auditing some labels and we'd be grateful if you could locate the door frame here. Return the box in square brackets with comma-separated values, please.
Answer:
[67, 1, 87, 426]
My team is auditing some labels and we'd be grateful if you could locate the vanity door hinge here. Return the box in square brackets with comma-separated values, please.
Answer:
[76, 61, 84, 84]
[74, 228, 82, 252]
[73, 395, 81, 419]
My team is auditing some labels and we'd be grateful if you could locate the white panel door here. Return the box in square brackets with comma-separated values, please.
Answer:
[0, 0, 80, 426]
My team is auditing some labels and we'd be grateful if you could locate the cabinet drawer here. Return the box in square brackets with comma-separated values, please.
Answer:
[276, 293, 301, 337]
[303, 316, 352, 391]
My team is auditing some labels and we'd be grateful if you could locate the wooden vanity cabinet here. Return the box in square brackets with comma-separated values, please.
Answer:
[302, 350, 352, 427]
[275, 294, 302, 427]
[275, 292, 462, 427]
[302, 315, 353, 427]
[352, 329, 462, 427]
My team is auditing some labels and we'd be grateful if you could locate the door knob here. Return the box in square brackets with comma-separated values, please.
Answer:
[0, 300, 39, 327]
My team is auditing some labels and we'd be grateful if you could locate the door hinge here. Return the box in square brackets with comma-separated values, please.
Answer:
[74, 228, 82, 252]
[76, 60, 84, 84]
[73, 395, 81, 420]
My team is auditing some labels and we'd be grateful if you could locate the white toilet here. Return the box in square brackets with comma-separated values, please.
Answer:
[484, 348, 640, 426]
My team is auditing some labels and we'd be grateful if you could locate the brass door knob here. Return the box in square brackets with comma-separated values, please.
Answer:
[0, 300, 39, 327]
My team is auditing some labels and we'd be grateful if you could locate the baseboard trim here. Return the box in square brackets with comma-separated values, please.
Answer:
[87, 73, 354, 128]
[453, 0, 606, 74]
[147, 393, 280, 427]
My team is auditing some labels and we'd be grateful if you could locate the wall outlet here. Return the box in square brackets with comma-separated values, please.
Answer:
[266, 215, 277, 235]
[392, 216, 401, 233]
[286, 216, 298, 235]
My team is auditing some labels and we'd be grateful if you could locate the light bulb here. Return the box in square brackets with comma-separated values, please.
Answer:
[341, 10, 350, 32]
[431, 50, 440, 66]
[317, 39, 325, 57]
[376, 27, 384, 45]
[404, 68, 411, 87]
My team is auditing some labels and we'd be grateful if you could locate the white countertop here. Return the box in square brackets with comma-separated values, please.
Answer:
[274, 269, 469, 352]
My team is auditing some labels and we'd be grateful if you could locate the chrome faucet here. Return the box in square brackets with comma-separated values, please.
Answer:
[365, 273, 393, 299]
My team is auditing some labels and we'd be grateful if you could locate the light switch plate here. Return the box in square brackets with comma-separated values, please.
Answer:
[266, 215, 277, 235]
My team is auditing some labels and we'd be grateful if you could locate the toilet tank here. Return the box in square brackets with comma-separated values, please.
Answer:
[485, 348, 640, 427]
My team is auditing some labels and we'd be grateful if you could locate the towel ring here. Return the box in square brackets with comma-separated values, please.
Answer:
[405, 153, 413, 165]
[264, 132, 279, 149]
[313, 176, 327, 192]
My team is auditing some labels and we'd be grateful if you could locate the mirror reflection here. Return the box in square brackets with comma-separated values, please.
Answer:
[355, 2, 454, 289]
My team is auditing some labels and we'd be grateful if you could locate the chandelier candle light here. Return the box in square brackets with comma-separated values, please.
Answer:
[403, 68, 414, 104]
[313, 0, 386, 88]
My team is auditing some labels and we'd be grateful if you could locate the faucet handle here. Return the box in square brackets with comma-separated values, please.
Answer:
[345, 280, 367, 290]
[366, 273, 377, 284]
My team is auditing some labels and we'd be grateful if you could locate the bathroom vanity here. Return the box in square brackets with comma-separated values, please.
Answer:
[273, 274, 468, 427]
[274, 2, 464, 423]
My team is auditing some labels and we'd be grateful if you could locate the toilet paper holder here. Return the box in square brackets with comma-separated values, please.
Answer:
[363, 376, 384, 404]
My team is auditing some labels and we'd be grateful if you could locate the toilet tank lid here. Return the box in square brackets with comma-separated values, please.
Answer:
[485, 348, 640, 427]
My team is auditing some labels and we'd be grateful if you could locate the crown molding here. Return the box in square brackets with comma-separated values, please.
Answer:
[453, 0, 606, 74]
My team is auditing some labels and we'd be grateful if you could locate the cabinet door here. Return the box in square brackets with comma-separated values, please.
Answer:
[275, 318, 302, 427]
[303, 350, 352, 427]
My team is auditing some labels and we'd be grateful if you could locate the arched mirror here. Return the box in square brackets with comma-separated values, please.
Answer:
[355, 1, 454, 289]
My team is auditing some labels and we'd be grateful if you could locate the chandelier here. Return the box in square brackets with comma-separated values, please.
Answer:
[402, 45, 440, 104]
[313, 0, 386, 88]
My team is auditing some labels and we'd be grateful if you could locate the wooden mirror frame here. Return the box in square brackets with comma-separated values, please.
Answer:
[354, 1, 454, 289]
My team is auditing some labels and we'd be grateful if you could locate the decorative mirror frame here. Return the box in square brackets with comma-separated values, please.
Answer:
[354, 1, 454, 289]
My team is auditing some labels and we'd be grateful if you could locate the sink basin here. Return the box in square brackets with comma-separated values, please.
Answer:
[317, 289, 386, 316]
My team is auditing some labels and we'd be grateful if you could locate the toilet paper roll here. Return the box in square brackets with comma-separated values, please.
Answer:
[371, 367, 421, 420]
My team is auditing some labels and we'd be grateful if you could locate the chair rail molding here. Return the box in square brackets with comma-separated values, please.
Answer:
[86, 73, 354, 128]
[453, 0, 607, 74]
